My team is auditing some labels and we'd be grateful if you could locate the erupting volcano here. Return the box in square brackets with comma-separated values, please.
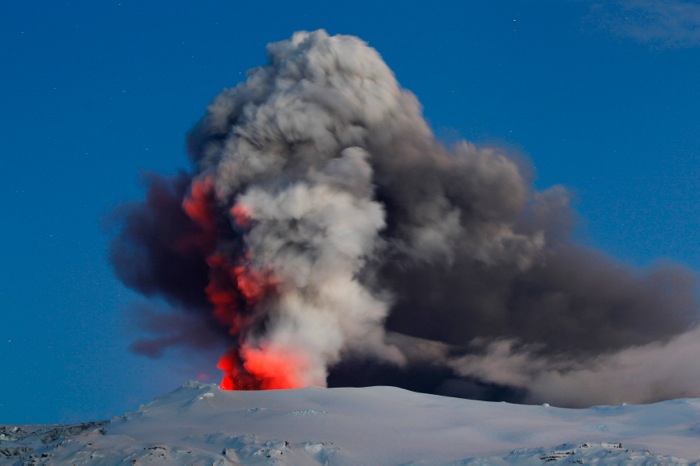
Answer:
[111, 30, 700, 406]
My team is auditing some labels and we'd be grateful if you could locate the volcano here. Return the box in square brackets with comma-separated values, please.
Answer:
[2, 383, 700, 464]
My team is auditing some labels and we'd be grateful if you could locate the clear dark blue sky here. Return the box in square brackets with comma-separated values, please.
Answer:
[2, 0, 699, 423]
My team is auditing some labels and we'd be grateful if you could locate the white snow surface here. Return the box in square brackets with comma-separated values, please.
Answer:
[2, 381, 700, 465]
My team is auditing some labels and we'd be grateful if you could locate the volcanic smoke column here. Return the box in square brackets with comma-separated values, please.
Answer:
[187, 29, 428, 388]
[112, 30, 699, 403]
[116, 30, 420, 390]
[114, 29, 543, 389]
[212, 147, 400, 389]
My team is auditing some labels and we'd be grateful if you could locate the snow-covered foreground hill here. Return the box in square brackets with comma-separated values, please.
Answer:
[3, 382, 700, 465]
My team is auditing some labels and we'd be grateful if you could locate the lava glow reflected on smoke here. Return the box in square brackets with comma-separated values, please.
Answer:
[231, 203, 252, 229]
[182, 185, 295, 391]
[217, 346, 310, 390]
[241, 346, 310, 389]
[182, 177, 216, 231]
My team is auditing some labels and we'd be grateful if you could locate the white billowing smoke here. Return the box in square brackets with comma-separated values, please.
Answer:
[234, 148, 405, 386]
[112, 30, 700, 405]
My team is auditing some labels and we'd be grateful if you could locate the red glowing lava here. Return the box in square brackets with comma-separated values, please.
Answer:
[213, 262, 282, 390]
[241, 346, 310, 389]
[181, 179, 298, 391]
[217, 349, 259, 390]
[217, 345, 310, 390]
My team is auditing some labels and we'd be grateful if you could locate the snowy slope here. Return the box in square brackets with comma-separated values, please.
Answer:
[2, 381, 700, 465]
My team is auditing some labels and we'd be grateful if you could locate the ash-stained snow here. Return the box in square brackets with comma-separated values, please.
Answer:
[2, 382, 700, 465]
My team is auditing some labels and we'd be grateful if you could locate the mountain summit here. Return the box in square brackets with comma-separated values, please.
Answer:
[2, 382, 700, 464]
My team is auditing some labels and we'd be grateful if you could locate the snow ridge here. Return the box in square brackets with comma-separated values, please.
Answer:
[2, 382, 700, 465]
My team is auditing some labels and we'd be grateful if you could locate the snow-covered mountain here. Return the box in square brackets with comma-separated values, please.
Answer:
[2, 382, 700, 465]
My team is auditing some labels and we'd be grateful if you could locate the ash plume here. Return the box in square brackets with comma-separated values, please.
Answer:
[111, 30, 700, 406]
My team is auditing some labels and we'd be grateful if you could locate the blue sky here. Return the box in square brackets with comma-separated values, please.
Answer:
[1, 0, 698, 424]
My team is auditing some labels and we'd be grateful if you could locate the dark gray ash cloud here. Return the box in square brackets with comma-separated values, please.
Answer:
[111, 30, 700, 406]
